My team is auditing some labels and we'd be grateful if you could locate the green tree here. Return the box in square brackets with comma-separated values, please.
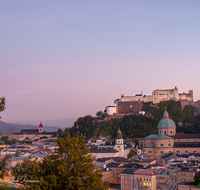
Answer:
[0, 154, 12, 178]
[0, 97, 6, 119]
[12, 135, 108, 190]
[96, 111, 103, 117]
[15, 149, 20, 157]
[101, 113, 107, 119]
[127, 149, 137, 159]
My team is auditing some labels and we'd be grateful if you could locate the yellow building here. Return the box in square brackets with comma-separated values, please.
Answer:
[143, 110, 200, 156]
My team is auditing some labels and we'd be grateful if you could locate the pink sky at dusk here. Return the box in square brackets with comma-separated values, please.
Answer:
[1, 1, 200, 127]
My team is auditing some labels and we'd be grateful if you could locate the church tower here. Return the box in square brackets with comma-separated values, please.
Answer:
[115, 128, 124, 157]
[38, 122, 43, 133]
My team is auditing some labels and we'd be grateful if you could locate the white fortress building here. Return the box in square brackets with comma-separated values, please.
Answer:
[105, 87, 193, 115]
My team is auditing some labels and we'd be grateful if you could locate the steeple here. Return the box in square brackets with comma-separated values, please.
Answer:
[39, 122, 43, 133]
[117, 128, 122, 139]
[163, 110, 169, 119]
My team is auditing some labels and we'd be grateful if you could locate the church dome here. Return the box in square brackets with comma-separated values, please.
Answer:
[157, 110, 176, 128]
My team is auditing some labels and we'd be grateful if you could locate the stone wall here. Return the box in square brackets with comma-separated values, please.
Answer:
[117, 101, 143, 114]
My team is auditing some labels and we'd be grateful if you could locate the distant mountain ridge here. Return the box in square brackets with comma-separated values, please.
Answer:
[0, 120, 60, 136]
[13, 118, 76, 129]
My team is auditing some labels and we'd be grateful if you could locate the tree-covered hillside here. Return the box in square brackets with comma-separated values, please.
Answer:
[60, 100, 200, 140]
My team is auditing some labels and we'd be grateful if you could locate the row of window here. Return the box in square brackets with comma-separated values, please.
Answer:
[179, 185, 188, 188]
[122, 185, 131, 189]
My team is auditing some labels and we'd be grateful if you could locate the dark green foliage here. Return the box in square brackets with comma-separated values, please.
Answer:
[12, 135, 108, 190]
[69, 115, 97, 139]
[59, 100, 200, 140]
[0, 154, 12, 178]
[96, 111, 102, 117]
[0, 97, 6, 119]
[142, 100, 184, 123]
[127, 149, 137, 158]
[1, 137, 17, 145]
[68, 114, 158, 139]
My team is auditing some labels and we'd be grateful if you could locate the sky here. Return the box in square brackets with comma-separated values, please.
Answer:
[1, 1, 200, 127]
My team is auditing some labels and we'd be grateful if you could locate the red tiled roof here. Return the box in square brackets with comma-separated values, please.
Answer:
[134, 169, 156, 176]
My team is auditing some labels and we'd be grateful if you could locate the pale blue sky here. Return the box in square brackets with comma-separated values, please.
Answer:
[1, 1, 200, 125]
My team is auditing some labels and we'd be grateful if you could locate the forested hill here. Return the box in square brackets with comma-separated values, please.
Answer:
[61, 100, 200, 140]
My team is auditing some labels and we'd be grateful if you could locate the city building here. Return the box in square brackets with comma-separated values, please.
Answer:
[8, 122, 55, 141]
[143, 110, 200, 156]
[105, 87, 194, 115]
[89, 128, 131, 159]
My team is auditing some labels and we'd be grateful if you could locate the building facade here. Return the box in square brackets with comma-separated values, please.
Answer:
[143, 110, 200, 156]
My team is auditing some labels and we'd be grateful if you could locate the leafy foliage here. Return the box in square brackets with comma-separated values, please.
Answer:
[59, 100, 200, 140]
[127, 149, 137, 158]
[12, 135, 108, 190]
[0, 154, 12, 178]
[96, 111, 102, 117]
[0, 97, 6, 119]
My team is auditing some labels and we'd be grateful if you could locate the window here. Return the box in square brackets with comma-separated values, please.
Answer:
[160, 143, 164, 147]
[149, 179, 151, 181]
[161, 151, 164, 154]
[144, 178, 145, 181]
[160, 131, 161, 134]
[122, 180, 124, 183]
[185, 151, 188, 153]
[168, 143, 171, 146]
[171, 131, 172, 134]
[148, 151, 152, 153]
[164, 131, 166, 134]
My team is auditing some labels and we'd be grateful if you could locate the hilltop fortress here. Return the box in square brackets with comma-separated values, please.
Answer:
[106, 87, 196, 115]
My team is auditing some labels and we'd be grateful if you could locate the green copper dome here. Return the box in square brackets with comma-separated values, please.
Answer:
[158, 118, 176, 128]
[117, 128, 122, 134]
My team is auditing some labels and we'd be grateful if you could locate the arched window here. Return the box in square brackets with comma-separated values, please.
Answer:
[160, 143, 164, 147]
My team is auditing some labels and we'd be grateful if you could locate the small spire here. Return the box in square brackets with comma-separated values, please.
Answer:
[163, 110, 169, 119]
[117, 128, 121, 134]
[39, 122, 43, 128]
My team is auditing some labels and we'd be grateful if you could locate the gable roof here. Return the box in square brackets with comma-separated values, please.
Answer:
[134, 169, 156, 176]
[90, 147, 118, 153]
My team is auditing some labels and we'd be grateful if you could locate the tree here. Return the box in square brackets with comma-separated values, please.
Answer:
[0, 97, 6, 119]
[101, 113, 107, 119]
[12, 135, 108, 190]
[96, 111, 103, 117]
[127, 149, 137, 159]
[0, 154, 12, 178]
[15, 149, 20, 157]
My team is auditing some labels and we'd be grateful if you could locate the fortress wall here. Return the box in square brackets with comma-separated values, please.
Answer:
[117, 101, 143, 114]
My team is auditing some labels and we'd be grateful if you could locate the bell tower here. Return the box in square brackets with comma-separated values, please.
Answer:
[115, 128, 124, 157]
[39, 122, 43, 133]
